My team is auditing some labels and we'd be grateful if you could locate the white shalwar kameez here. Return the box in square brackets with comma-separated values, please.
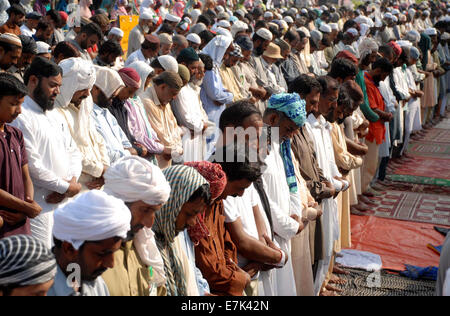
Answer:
[12, 96, 83, 248]
[305, 114, 342, 295]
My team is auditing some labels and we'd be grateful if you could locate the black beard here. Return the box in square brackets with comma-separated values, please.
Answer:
[255, 46, 264, 56]
[33, 81, 55, 111]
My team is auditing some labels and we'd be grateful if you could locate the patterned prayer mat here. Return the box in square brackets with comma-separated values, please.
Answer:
[386, 174, 450, 187]
[355, 190, 450, 226]
[382, 177, 450, 193]
[335, 268, 436, 296]
[386, 156, 450, 181]
[406, 141, 450, 159]
[418, 128, 450, 143]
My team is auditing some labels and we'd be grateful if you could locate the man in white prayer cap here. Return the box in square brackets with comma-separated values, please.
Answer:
[186, 33, 201, 51]
[101, 156, 171, 296]
[53, 57, 111, 192]
[48, 190, 131, 296]
[108, 27, 124, 43]
[127, 8, 155, 58]
[164, 13, 181, 27]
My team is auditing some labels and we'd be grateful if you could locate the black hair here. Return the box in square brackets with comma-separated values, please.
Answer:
[98, 40, 123, 57]
[378, 44, 394, 58]
[46, 9, 62, 26]
[158, 23, 174, 35]
[297, 30, 307, 40]
[197, 15, 212, 27]
[80, 22, 103, 40]
[317, 76, 339, 96]
[284, 30, 299, 44]
[18, 35, 37, 54]
[198, 53, 213, 71]
[255, 20, 268, 30]
[372, 57, 394, 73]
[53, 41, 81, 59]
[0, 73, 28, 99]
[23, 56, 62, 85]
[343, 19, 357, 32]
[198, 30, 215, 47]
[328, 58, 358, 80]
[268, 25, 280, 39]
[214, 146, 262, 183]
[288, 74, 322, 95]
[219, 100, 262, 131]
[337, 87, 352, 111]
[188, 183, 212, 205]
[6, 4, 25, 17]
[150, 57, 163, 70]
[36, 20, 52, 32]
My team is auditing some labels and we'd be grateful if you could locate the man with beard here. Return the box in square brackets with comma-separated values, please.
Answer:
[12, 57, 83, 249]
[172, 48, 211, 162]
[0, 73, 41, 238]
[0, 4, 26, 36]
[101, 156, 171, 296]
[69, 22, 103, 62]
[127, 10, 154, 58]
[304, 76, 349, 296]
[48, 190, 131, 296]
[8, 35, 36, 82]
[53, 58, 111, 192]
[32, 20, 53, 45]
[361, 58, 394, 198]
[125, 34, 160, 66]
[0, 33, 22, 73]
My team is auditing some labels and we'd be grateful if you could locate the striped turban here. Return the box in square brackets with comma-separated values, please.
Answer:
[153, 165, 208, 296]
[0, 235, 57, 288]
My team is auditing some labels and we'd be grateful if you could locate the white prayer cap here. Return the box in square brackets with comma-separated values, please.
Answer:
[290, 8, 298, 14]
[392, 16, 398, 23]
[157, 55, 178, 72]
[408, 8, 416, 18]
[310, 30, 323, 45]
[191, 8, 201, 22]
[274, 13, 282, 20]
[424, 27, 437, 36]
[94, 65, 125, 99]
[216, 5, 224, 13]
[284, 16, 294, 24]
[441, 32, 450, 41]
[217, 20, 231, 28]
[104, 156, 171, 206]
[165, 13, 181, 23]
[231, 20, 248, 37]
[320, 5, 327, 11]
[216, 27, 232, 38]
[384, 12, 393, 20]
[264, 11, 273, 19]
[36, 41, 51, 54]
[358, 37, 378, 60]
[319, 23, 332, 33]
[346, 28, 359, 37]
[186, 33, 201, 45]
[140, 8, 154, 20]
[392, 9, 400, 15]
[298, 26, 310, 38]
[256, 27, 273, 41]
[396, 40, 412, 48]
[56, 57, 96, 108]
[405, 30, 421, 43]
[423, 10, 430, 16]
[53, 190, 131, 250]
[300, 8, 308, 14]
[329, 23, 339, 31]
[109, 27, 124, 38]
[0, 33, 22, 47]
[354, 15, 367, 24]
[235, 9, 245, 17]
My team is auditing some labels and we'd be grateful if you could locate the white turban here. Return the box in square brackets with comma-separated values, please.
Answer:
[231, 20, 248, 37]
[56, 57, 97, 109]
[358, 38, 379, 60]
[103, 156, 171, 206]
[53, 190, 131, 250]
[94, 66, 125, 99]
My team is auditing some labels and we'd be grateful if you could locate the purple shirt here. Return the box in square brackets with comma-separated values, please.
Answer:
[0, 124, 30, 237]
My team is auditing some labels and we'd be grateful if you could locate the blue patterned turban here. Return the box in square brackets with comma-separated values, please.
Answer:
[268, 93, 307, 127]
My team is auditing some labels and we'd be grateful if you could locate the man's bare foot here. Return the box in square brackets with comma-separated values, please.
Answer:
[319, 289, 340, 296]
[325, 283, 343, 292]
[329, 273, 347, 285]
[333, 265, 350, 275]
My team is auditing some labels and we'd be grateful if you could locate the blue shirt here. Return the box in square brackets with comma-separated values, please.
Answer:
[91, 104, 131, 163]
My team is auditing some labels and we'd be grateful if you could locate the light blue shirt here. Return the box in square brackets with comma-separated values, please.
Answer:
[182, 230, 210, 296]
[47, 265, 110, 296]
[91, 104, 131, 163]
